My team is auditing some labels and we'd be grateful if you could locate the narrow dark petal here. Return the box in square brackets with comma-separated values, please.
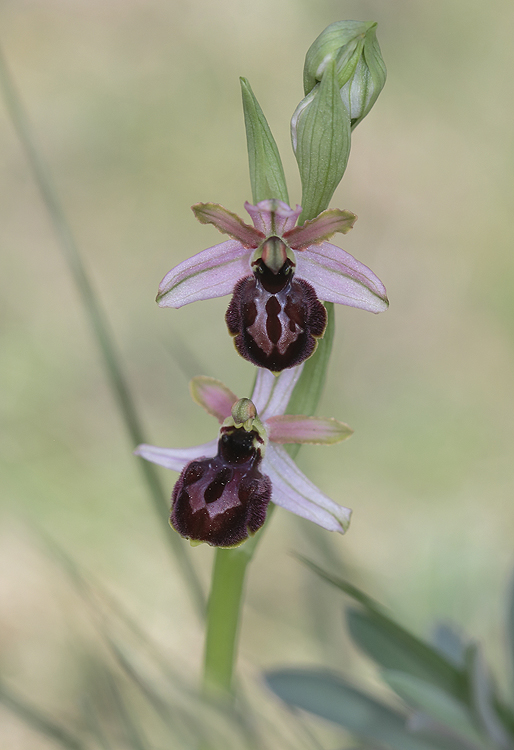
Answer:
[225, 270, 327, 372]
[170, 427, 271, 547]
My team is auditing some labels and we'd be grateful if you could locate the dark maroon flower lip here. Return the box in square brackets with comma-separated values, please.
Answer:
[223, 233, 329, 371]
[170, 424, 271, 548]
[225, 266, 327, 372]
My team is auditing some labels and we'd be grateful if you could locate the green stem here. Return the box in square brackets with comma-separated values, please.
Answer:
[0, 42, 205, 619]
[203, 37, 340, 701]
[202, 523, 268, 699]
[202, 305, 336, 699]
[203, 548, 249, 699]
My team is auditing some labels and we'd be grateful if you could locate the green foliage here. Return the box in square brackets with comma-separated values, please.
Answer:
[240, 77, 289, 205]
[292, 60, 351, 223]
[266, 670, 444, 750]
[265, 560, 514, 750]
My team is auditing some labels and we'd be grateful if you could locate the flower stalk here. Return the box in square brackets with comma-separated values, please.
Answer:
[203, 543, 255, 700]
[201, 307, 336, 702]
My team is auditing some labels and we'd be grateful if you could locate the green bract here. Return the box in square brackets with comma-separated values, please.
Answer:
[240, 77, 289, 205]
[291, 60, 351, 223]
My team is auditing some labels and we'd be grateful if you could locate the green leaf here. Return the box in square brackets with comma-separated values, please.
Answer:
[347, 608, 467, 702]
[431, 623, 467, 668]
[296, 557, 467, 700]
[265, 668, 451, 750]
[292, 60, 351, 223]
[284, 302, 335, 460]
[382, 670, 483, 746]
[240, 77, 289, 204]
[466, 644, 514, 750]
[286, 303, 335, 418]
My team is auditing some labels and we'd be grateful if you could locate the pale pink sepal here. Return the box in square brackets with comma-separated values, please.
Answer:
[244, 200, 302, 236]
[251, 365, 304, 420]
[295, 241, 389, 313]
[190, 376, 237, 423]
[134, 440, 218, 472]
[266, 415, 353, 444]
[192, 203, 264, 247]
[285, 209, 357, 249]
[156, 239, 251, 308]
[264, 445, 352, 533]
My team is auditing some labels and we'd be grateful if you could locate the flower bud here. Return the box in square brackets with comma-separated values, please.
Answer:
[303, 20, 386, 129]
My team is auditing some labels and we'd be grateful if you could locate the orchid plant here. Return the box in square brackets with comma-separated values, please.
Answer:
[0, 17, 395, 746]
[4, 15, 513, 750]
[132, 19, 389, 705]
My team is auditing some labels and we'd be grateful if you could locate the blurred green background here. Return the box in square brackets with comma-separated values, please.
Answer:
[1, 0, 514, 746]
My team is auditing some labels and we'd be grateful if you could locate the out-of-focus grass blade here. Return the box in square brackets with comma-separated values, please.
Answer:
[90, 664, 150, 750]
[81, 691, 114, 750]
[507, 570, 514, 695]
[382, 669, 483, 746]
[105, 679, 147, 750]
[47, 534, 260, 749]
[104, 636, 212, 748]
[0, 680, 85, 750]
[296, 555, 384, 612]
[466, 643, 514, 750]
[407, 713, 487, 750]
[41, 532, 194, 690]
[347, 608, 467, 701]
[0, 40, 205, 621]
[265, 668, 452, 750]
[41, 534, 212, 746]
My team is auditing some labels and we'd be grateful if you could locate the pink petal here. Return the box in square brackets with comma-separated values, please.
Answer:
[190, 376, 237, 423]
[296, 241, 389, 313]
[263, 445, 352, 533]
[157, 240, 251, 308]
[251, 365, 304, 420]
[266, 415, 353, 444]
[244, 200, 302, 236]
[284, 208, 357, 249]
[134, 440, 218, 472]
[193, 203, 264, 247]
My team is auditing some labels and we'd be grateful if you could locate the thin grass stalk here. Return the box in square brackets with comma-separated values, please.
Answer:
[0, 42, 205, 619]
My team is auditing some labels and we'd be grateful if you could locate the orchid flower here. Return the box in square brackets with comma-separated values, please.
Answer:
[135, 366, 353, 548]
[157, 200, 388, 372]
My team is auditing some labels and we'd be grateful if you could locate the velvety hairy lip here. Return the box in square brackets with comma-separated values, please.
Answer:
[135, 366, 354, 547]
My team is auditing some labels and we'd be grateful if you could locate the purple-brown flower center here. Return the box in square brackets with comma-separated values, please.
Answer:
[170, 424, 271, 547]
[225, 237, 327, 372]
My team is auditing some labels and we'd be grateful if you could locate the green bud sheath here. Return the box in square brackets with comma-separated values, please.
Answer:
[292, 60, 351, 223]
